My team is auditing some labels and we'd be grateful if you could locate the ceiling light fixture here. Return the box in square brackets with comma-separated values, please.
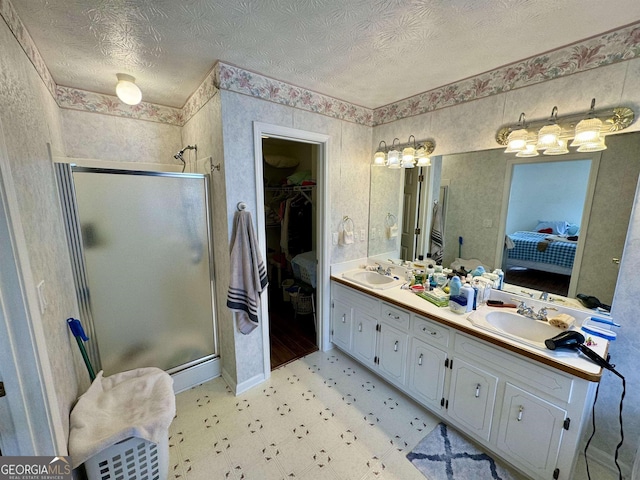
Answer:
[496, 99, 634, 157]
[115, 73, 142, 105]
[372, 136, 435, 169]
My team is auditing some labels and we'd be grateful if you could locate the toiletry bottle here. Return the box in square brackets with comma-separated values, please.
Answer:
[493, 269, 504, 290]
[471, 279, 480, 309]
[449, 275, 462, 296]
[460, 283, 474, 313]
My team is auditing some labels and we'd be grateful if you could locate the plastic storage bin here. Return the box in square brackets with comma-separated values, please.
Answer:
[84, 435, 169, 480]
[290, 290, 314, 315]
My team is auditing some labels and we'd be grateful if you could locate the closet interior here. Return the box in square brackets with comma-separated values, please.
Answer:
[262, 137, 318, 369]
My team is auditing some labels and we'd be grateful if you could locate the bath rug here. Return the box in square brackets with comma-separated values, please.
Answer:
[406, 423, 516, 480]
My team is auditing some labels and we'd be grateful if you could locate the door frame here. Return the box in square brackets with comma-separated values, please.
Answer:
[0, 122, 64, 454]
[253, 122, 330, 378]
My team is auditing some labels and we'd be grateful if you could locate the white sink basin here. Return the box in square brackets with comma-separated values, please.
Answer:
[342, 270, 403, 290]
[485, 311, 565, 343]
[468, 307, 574, 353]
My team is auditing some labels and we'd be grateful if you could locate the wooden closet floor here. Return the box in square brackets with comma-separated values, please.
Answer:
[504, 267, 570, 296]
[269, 297, 317, 370]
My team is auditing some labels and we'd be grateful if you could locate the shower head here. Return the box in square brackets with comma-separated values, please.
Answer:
[173, 145, 197, 162]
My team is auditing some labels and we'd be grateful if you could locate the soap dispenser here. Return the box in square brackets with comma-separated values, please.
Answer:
[460, 283, 474, 313]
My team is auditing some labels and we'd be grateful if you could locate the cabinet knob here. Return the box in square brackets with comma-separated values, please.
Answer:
[517, 406, 524, 422]
[418, 353, 423, 366]
[475, 383, 481, 398]
[358, 323, 362, 332]
[341, 314, 346, 323]
[394, 340, 399, 352]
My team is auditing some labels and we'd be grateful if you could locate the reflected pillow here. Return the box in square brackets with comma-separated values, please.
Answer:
[567, 223, 580, 236]
[534, 220, 569, 235]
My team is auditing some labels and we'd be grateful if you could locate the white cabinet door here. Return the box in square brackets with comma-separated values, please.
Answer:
[377, 323, 408, 385]
[331, 299, 352, 352]
[352, 310, 377, 368]
[497, 383, 567, 479]
[447, 358, 498, 441]
[408, 337, 447, 410]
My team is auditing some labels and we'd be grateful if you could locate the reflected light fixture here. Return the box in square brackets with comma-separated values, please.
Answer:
[115, 73, 142, 105]
[373, 136, 435, 168]
[387, 138, 401, 169]
[497, 99, 634, 157]
[373, 141, 387, 166]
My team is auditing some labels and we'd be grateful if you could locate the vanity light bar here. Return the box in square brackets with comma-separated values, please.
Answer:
[496, 105, 634, 148]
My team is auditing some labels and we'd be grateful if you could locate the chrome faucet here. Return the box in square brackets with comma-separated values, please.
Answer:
[516, 301, 535, 318]
[539, 292, 549, 301]
[535, 307, 558, 322]
[375, 263, 391, 276]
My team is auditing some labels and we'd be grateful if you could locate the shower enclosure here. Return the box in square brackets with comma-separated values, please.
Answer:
[56, 165, 218, 389]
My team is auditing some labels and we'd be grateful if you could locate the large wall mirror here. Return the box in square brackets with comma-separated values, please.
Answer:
[368, 131, 640, 305]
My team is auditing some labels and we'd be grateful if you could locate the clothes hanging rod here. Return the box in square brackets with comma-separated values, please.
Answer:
[265, 185, 315, 191]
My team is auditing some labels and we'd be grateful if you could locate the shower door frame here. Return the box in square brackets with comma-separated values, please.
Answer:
[57, 165, 220, 391]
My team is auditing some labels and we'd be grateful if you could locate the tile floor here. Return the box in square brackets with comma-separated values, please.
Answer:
[168, 349, 615, 480]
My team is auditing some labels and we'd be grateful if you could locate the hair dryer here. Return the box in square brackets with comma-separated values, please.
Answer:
[545, 330, 616, 371]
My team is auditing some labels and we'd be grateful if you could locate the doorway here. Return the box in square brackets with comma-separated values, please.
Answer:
[261, 137, 319, 369]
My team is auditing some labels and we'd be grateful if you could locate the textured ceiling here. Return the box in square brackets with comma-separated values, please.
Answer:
[9, 0, 640, 109]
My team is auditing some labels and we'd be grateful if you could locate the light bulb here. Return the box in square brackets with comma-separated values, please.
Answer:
[116, 73, 142, 105]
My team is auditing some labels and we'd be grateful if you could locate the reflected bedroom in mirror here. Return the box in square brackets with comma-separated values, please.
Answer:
[368, 131, 640, 307]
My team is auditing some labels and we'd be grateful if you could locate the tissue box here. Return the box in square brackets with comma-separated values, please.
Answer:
[416, 289, 450, 307]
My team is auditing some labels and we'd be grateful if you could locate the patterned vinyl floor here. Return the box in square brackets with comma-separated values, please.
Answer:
[168, 349, 613, 480]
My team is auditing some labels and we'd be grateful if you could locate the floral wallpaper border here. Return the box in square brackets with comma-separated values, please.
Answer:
[0, 0, 57, 98]
[3, 0, 640, 128]
[217, 62, 374, 126]
[56, 86, 184, 125]
[373, 21, 640, 126]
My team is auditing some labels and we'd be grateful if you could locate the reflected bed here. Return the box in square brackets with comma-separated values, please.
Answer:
[506, 231, 577, 275]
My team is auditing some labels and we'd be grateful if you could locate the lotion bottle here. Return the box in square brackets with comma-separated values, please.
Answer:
[460, 283, 475, 313]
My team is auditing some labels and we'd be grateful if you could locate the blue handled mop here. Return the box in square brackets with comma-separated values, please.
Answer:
[67, 318, 96, 381]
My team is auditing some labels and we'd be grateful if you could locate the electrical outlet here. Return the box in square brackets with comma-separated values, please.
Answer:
[332, 232, 338, 245]
[360, 229, 366, 241]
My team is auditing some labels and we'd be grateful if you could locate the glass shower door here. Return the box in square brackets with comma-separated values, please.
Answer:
[63, 167, 216, 376]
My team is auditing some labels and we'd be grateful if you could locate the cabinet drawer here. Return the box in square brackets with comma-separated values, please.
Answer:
[381, 303, 409, 329]
[412, 315, 449, 347]
[332, 282, 380, 317]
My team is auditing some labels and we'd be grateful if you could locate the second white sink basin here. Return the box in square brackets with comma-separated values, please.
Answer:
[468, 307, 574, 353]
[342, 270, 403, 290]
[485, 311, 565, 343]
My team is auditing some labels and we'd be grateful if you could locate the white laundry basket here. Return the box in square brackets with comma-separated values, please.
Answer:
[84, 435, 169, 480]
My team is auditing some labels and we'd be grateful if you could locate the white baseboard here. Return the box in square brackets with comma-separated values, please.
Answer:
[171, 357, 221, 394]
[584, 445, 630, 479]
[222, 369, 266, 395]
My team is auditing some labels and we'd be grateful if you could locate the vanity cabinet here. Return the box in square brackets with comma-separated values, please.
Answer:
[330, 280, 597, 480]
[407, 337, 447, 410]
[377, 321, 409, 385]
[352, 310, 377, 367]
[330, 299, 352, 351]
[446, 358, 498, 441]
[496, 383, 567, 479]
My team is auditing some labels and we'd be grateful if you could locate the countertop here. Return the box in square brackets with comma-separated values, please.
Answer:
[331, 273, 607, 382]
